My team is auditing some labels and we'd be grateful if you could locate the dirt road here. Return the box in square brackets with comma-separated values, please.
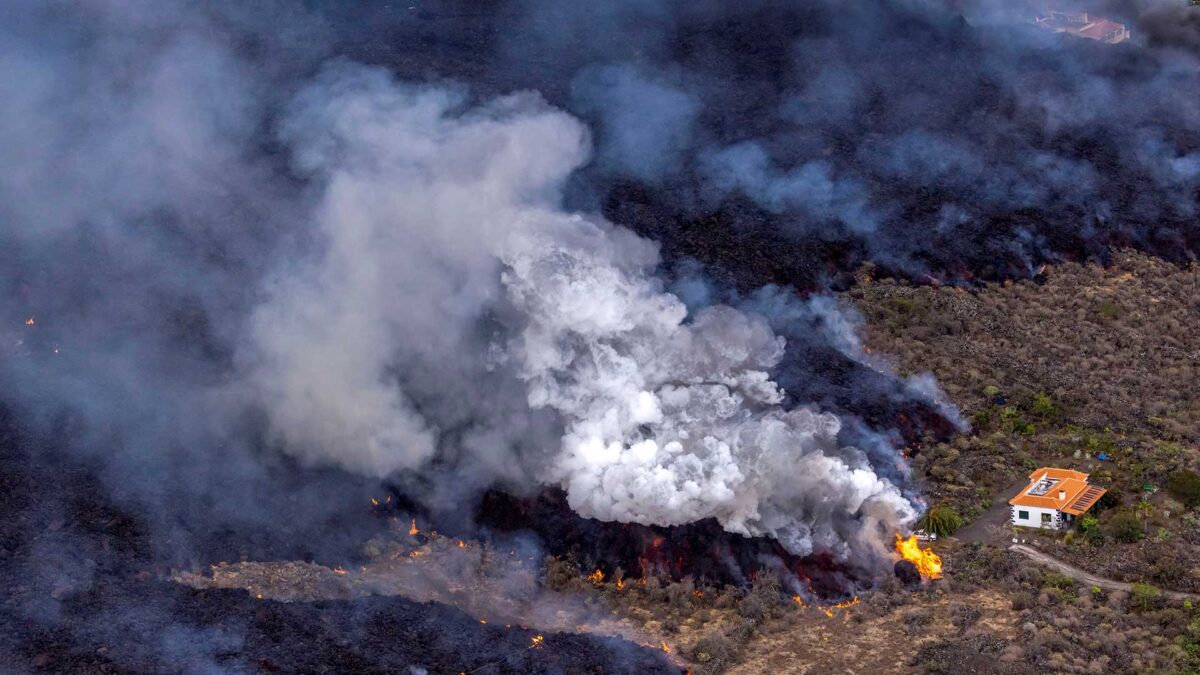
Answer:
[1009, 544, 1200, 601]
[956, 479, 1028, 545]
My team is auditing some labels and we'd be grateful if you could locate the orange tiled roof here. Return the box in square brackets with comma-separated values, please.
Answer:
[1027, 467, 1089, 483]
[1063, 484, 1107, 516]
[1010, 468, 1104, 514]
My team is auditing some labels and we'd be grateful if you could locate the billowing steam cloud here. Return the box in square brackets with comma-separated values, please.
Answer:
[7, 0, 1193, 588]
[246, 64, 919, 559]
[6, 2, 1198, 668]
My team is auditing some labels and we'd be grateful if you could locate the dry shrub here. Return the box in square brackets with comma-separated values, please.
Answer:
[950, 602, 981, 632]
[1011, 591, 1035, 611]
[735, 573, 784, 621]
[665, 576, 695, 611]
[689, 619, 755, 675]
[903, 607, 933, 635]
[543, 555, 579, 592]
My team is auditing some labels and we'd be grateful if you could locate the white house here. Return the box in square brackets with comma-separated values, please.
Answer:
[1009, 467, 1107, 530]
[1034, 12, 1131, 44]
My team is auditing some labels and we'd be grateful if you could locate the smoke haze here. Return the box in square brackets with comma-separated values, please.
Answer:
[1, 0, 1197, 609]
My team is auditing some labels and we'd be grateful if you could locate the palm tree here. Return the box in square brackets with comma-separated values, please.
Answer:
[1135, 499, 1155, 522]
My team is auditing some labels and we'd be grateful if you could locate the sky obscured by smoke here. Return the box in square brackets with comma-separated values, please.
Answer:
[1, 0, 1197, 579]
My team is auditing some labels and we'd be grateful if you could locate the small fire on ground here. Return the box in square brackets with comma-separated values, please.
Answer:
[791, 594, 860, 617]
[894, 533, 942, 579]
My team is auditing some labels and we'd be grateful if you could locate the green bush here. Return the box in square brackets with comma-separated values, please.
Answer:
[1078, 515, 1105, 544]
[1131, 582, 1161, 611]
[1094, 487, 1122, 512]
[1109, 511, 1144, 543]
[1167, 470, 1200, 508]
[917, 506, 964, 537]
[1029, 392, 1055, 419]
[1042, 572, 1075, 591]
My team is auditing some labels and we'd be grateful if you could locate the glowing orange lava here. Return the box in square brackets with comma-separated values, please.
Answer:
[895, 533, 943, 579]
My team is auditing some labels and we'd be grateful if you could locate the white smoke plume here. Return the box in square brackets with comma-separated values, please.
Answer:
[247, 63, 919, 561]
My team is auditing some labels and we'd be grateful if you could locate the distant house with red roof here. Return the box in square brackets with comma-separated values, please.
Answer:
[1010, 467, 1107, 530]
[1035, 11, 1130, 44]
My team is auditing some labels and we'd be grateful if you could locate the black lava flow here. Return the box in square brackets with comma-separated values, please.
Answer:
[0, 409, 681, 674]
[370, 486, 868, 600]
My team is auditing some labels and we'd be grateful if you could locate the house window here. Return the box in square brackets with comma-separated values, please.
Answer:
[1041, 513, 1052, 524]
[1018, 510, 1029, 520]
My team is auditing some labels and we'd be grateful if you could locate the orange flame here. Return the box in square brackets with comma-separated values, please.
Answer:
[660, 640, 672, 654]
[588, 569, 604, 585]
[529, 635, 544, 650]
[408, 519, 419, 536]
[24, 318, 34, 326]
[818, 596, 859, 617]
[791, 594, 807, 607]
[370, 498, 379, 506]
[332, 567, 347, 575]
[895, 533, 942, 579]
[616, 578, 625, 590]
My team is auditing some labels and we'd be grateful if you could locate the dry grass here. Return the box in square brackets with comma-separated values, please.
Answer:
[850, 251, 1200, 439]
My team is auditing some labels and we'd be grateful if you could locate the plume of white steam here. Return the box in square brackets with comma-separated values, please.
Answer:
[247, 63, 918, 560]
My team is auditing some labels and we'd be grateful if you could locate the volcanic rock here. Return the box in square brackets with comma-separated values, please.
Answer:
[894, 559, 921, 586]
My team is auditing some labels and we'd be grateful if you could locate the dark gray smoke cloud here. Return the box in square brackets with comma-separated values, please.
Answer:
[0, 0, 965, 581]
[241, 61, 938, 561]
[466, 0, 1199, 279]
[5, 0, 1194, 613]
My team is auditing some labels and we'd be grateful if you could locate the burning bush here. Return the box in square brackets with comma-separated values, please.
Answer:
[895, 534, 943, 580]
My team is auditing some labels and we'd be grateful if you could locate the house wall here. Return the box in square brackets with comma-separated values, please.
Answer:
[1011, 504, 1062, 529]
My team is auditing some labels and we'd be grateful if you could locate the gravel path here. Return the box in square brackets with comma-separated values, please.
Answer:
[1009, 544, 1200, 601]
[956, 479, 1029, 546]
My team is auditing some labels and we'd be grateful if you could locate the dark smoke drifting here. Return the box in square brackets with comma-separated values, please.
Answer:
[245, 62, 934, 560]
[1, 4, 1197, 666]
[479, 0, 1199, 280]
